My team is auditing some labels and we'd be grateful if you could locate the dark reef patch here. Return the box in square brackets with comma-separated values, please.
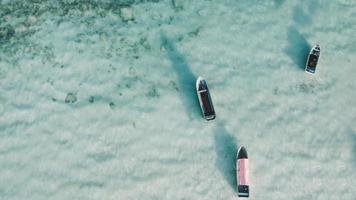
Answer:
[0, 25, 15, 42]
[0, 0, 161, 64]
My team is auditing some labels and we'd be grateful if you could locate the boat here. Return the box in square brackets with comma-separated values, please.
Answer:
[236, 146, 249, 198]
[305, 44, 320, 74]
[196, 76, 216, 121]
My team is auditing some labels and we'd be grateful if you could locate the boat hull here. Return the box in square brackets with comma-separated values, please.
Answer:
[196, 77, 216, 121]
[305, 45, 320, 75]
[236, 146, 249, 197]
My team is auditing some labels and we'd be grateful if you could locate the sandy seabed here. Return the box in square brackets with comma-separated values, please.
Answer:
[0, 0, 356, 199]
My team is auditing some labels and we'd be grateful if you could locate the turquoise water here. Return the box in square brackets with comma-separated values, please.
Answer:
[1, 0, 356, 199]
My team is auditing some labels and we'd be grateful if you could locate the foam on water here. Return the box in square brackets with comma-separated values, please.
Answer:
[1, 0, 356, 199]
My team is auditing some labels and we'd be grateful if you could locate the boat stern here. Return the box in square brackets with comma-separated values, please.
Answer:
[238, 185, 249, 198]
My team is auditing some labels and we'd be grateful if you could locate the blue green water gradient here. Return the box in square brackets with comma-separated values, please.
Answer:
[1, 0, 355, 199]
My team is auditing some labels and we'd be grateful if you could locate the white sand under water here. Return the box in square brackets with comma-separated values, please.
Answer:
[0, 0, 355, 199]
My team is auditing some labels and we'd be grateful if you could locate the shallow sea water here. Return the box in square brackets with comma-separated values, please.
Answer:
[0, 0, 356, 199]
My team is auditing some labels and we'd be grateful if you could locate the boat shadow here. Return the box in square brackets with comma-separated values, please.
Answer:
[284, 27, 311, 70]
[213, 123, 238, 191]
[292, 5, 312, 26]
[160, 33, 200, 119]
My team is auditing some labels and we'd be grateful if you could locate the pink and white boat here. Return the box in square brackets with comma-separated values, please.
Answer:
[236, 146, 249, 197]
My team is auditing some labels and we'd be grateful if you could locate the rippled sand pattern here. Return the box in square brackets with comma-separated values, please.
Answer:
[1, 0, 355, 199]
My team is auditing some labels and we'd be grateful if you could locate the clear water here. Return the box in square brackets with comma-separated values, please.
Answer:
[1, 0, 355, 199]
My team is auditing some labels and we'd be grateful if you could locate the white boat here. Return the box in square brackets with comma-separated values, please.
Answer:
[305, 44, 320, 75]
[236, 146, 249, 198]
[196, 76, 216, 121]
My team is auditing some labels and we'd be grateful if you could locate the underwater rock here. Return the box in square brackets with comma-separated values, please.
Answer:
[109, 102, 115, 109]
[65, 93, 77, 103]
[120, 7, 134, 22]
[139, 37, 151, 50]
[171, 0, 184, 11]
[146, 86, 159, 98]
[273, 87, 280, 95]
[188, 27, 201, 37]
[169, 80, 179, 91]
[89, 96, 95, 103]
